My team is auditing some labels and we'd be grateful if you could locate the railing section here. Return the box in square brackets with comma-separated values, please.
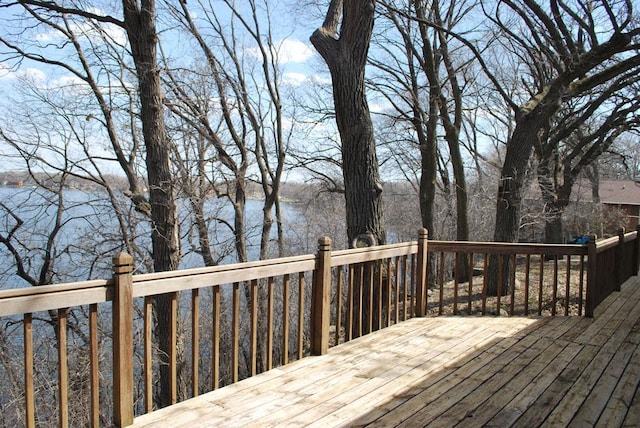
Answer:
[426, 240, 588, 317]
[0, 228, 638, 427]
[585, 228, 640, 317]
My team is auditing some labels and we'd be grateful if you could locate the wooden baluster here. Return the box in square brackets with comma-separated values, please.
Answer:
[538, 256, 544, 316]
[143, 296, 153, 412]
[565, 255, 571, 316]
[267, 277, 274, 370]
[634, 225, 640, 275]
[250, 279, 258, 376]
[496, 255, 503, 314]
[402, 255, 409, 321]
[453, 252, 459, 315]
[347, 265, 354, 341]
[298, 273, 305, 358]
[212, 285, 220, 389]
[358, 264, 364, 337]
[510, 254, 516, 316]
[482, 253, 488, 315]
[192, 288, 199, 397]
[552, 256, 559, 316]
[393, 256, 400, 324]
[578, 255, 585, 316]
[368, 261, 375, 334]
[58, 308, 68, 428]
[386, 258, 397, 327]
[524, 255, 531, 316]
[438, 253, 445, 315]
[232, 282, 240, 383]
[89, 304, 99, 428]
[169, 292, 178, 404]
[336, 269, 342, 345]
[24, 313, 35, 428]
[283, 274, 290, 364]
[467, 253, 473, 315]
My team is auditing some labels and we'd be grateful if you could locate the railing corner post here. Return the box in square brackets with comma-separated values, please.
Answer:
[311, 237, 332, 355]
[616, 227, 625, 291]
[635, 225, 640, 275]
[112, 252, 134, 427]
[416, 228, 429, 317]
[585, 234, 597, 318]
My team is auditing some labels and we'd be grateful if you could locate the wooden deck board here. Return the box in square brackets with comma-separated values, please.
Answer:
[131, 276, 640, 428]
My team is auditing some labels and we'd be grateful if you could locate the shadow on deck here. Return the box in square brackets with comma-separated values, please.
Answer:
[132, 276, 640, 427]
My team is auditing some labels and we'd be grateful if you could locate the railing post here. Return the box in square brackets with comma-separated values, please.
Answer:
[635, 225, 640, 275]
[585, 234, 598, 318]
[112, 253, 134, 427]
[616, 228, 625, 291]
[311, 237, 332, 355]
[416, 228, 428, 317]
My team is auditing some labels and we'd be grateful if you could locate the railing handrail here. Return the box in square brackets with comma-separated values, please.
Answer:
[0, 279, 112, 317]
[428, 240, 588, 255]
[132, 254, 317, 297]
[2, 231, 638, 317]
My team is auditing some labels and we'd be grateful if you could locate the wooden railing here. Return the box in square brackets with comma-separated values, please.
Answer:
[0, 228, 638, 427]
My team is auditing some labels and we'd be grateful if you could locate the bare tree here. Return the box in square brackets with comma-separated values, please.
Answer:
[536, 83, 640, 243]
[311, 0, 386, 248]
[0, 0, 180, 407]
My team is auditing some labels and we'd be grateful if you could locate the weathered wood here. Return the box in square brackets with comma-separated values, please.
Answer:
[191, 288, 199, 397]
[250, 279, 258, 376]
[586, 234, 598, 317]
[89, 303, 99, 428]
[267, 277, 274, 370]
[0, 283, 111, 317]
[143, 296, 153, 413]
[129, 277, 640, 428]
[415, 229, 428, 316]
[232, 282, 240, 383]
[169, 292, 178, 404]
[282, 274, 290, 365]
[311, 237, 331, 355]
[211, 285, 220, 389]
[335, 268, 342, 345]
[297, 273, 305, 358]
[58, 308, 69, 428]
[112, 252, 134, 427]
[23, 313, 34, 428]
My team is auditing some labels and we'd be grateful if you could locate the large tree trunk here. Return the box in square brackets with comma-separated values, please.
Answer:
[311, 0, 385, 248]
[123, 0, 181, 408]
[488, 120, 541, 296]
[311, 0, 385, 336]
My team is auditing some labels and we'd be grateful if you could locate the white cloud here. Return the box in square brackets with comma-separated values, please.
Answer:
[247, 38, 316, 65]
[282, 72, 307, 86]
[0, 62, 16, 80]
[277, 39, 315, 64]
[19, 68, 47, 82]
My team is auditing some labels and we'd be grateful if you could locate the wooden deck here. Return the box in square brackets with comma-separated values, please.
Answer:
[132, 276, 640, 427]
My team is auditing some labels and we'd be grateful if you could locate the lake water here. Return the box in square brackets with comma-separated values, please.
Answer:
[0, 187, 301, 289]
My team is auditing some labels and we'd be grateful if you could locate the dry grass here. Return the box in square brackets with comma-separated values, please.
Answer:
[425, 255, 587, 317]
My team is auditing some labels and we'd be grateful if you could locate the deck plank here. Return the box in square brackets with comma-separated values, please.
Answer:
[131, 276, 640, 428]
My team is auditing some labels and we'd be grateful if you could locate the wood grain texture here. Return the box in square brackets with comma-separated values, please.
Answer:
[130, 276, 640, 428]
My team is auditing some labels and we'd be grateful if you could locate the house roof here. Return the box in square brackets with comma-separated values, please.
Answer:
[528, 179, 640, 206]
[597, 180, 640, 206]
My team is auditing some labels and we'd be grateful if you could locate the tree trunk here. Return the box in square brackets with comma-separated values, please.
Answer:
[311, 0, 385, 248]
[311, 0, 385, 335]
[122, 0, 181, 408]
[488, 120, 541, 296]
